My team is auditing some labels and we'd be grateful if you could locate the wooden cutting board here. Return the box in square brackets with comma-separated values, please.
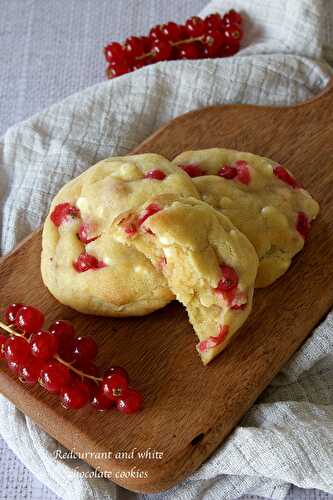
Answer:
[1, 81, 333, 494]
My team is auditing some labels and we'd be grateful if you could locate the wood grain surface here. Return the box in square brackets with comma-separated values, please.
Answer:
[0, 81, 333, 493]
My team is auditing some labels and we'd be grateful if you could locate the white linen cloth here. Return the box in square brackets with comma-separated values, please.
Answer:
[0, 0, 333, 498]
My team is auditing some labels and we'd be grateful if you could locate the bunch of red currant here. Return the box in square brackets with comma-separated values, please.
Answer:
[0, 304, 143, 413]
[104, 9, 243, 78]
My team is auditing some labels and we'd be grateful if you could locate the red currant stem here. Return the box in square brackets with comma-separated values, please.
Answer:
[0, 321, 102, 383]
[172, 36, 204, 46]
[136, 35, 205, 61]
[136, 52, 152, 61]
[53, 354, 102, 383]
[0, 321, 17, 336]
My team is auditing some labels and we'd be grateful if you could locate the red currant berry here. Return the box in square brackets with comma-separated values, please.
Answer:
[179, 164, 205, 177]
[116, 388, 143, 414]
[72, 336, 98, 363]
[0, 333, 6, 357]
[152, 39, 172, 61]
[296, 212, 310, 239]
[137, 203, 161, 227]
[60, 381, 90, 410]
[30, 331, 59, 361]
[223, 24, 243, 42]
[58, 338, 76, 363]
[218, 165, 238, 179]
[204, 13, 223, 31]
[223, 9, 242, 26]
[15, 306, 44, 334]
[124, 36, 145, 60]
[73, 253, 106, 272]
[49, 320, 75, 362]
[107, 61, 132, 79]
[144, 169, 166, 180]
[215, 265, 239, 292]
[104, 366, 129, 383]
[235, 160, 251, 185]
[220, 42, 240, 57]
[231, 301, 247, 311]
[19, 357, 44, 385]
[0, 334, 6, 359]
[178, 42, 201, 60]
[179, 24, 188, 38]
[49, 320, 75, 344]
[185, 16, 206, 37]
[4, 303, 24, 325]
[7, 360, 20, 375]
[102, 373, 128, 400]
[4, 336, 30, 364]
[104, 42, 126, 64]
[132, 60, 146, 70]
[141, 36, 151, 52]
[50, 203, 80, 227]
[221, 287, 236, 307]
[124, 222, 138, 237]
[91, 390, 114, 411]
[162, 22, 183, 42]
[169, 45, 180, 61]
[40, 361, 71, 393]
[203, 30, 224, 57]
[273, 165, 300, 189]
[78, 223, 99, 244]
[149, 25, 165, 42]
[83, 379, 98, 401]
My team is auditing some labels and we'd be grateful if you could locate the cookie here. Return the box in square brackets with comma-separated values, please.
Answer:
[41, 154, 199, 316]
[112, 195, 259, 364]
[173, 148, 319, 287]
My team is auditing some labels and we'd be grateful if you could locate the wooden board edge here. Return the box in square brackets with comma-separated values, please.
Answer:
[0, 228, 42, 265]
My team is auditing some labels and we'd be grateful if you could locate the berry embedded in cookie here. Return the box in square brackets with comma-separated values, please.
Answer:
[77, 222, 100, 244]
[197, 325, 229, 353]
[144, 169, 166, 180]
[50, 203, 80, 227]
[173, 148, 319, 288]
[273, 165, 301, 189]
[179, 164, 206, 178]
[73, 253, 106, 272]
[112, 194, 258, 365]
[41, 154, 199, 317]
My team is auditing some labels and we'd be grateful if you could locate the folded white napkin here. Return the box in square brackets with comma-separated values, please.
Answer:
[0, 1, 333, 499]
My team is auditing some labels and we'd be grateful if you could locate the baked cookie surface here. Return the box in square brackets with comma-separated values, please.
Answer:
[112, 195, 259, 364]
[41, 154, 199, 316]
[173, 148, 319, 287]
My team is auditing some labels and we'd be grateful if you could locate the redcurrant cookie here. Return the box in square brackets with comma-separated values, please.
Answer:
[173, 148, 319, 287]
[111, 195, 259, 364]
[41, 154, 199, 316]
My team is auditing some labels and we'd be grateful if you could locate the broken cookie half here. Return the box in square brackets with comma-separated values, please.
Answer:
[112, 195, 259, 364]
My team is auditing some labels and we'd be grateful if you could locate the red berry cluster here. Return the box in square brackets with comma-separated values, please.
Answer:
[0, 304, 143, 413]
[104, 9, 243, 78]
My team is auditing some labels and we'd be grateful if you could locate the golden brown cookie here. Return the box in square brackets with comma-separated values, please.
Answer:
[41, 154, 199, 316]
[173, 148, 319, 287]
[112, 195, 259, 364]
